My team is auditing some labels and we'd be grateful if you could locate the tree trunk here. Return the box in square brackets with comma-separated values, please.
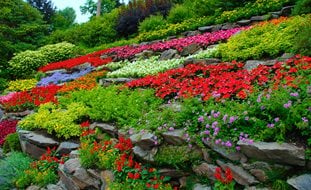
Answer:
[96, 0, 101, 17]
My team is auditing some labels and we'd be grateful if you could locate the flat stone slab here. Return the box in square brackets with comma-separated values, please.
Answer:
[287, 174, 311, 190]
[162, 129, 187, 145]
[19, 130, 59, 147]
[238, 141, 305, 166]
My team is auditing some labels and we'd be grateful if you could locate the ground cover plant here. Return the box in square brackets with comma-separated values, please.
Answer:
[38, 49, 112, 72]
[105, 27, 245, 59]
[6, 79, 38, 92]
[215, 15, 310, 61]
[0, 85, 61, 112]
[0, 152, 33, 190]
[106, 56, 185, 78]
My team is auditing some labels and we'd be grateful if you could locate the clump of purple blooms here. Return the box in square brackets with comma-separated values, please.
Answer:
[37, 67, 93, 86]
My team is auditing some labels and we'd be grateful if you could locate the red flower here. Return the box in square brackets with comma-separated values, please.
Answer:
[128, 172, 134, 179]
[133, 173, 140, 179]
[153, 184, 159, 189]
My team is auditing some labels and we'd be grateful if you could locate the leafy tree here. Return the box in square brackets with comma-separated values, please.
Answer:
[27, 0, 56, 23]
[0, 0, 48, 78]
[52, 7, 76, 30]
[80, 0, 122, 17]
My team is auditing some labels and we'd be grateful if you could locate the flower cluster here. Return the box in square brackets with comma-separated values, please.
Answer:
[16, 147, 68, 188]
[7, 79, 38, 92]
[127, 55, 311, 100]
[37, 67, 94, 86]
[38, 49, 112, 72]
[59, 70, 106, 93]
[106, 27, 246, 59]
[0, 120, 18, 145]
[214, 167, 235, 190]
[0, 85, 61, 111]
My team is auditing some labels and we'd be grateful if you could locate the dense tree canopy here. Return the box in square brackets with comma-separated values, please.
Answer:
[52, 7, 76, 30]
[27, 0, 56, 23]
[80, 0, 122, 17]
[0, 0, 48, 78]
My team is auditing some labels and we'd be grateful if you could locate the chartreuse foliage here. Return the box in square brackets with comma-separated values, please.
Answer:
[59, 86, 163, 129]
[7, 79, 38, 92]
[19, 102, 89, 139]
[0, 152, 32, 190]
[8, 42, 79, 78]
[3, 133, 21, 153]
[215, 15, 310, 61]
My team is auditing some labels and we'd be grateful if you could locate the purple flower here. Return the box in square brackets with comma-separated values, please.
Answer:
[245, 116, 249, 121]
[215, 139, 221, 144]
[205, 124, 210, 128]
[225, 141, 232, 147]
[229, 116, 235, 124]
[154, 141, 158, 145]
[204, 130, 210, 135]
[290, 92, 299, 97]
[302, 117, 309, 123]
[212, 121, 218, 128]
[236, 146, 241, 151]
[266, 94, 271, 99]
[257, 95, 262, 103]
[168, 127, 174, 131]
[274, 117, 280, 122]
[208, 116, 212, 120]
[128, 128, 134, 135]
[188, 144, 193, 148]
[283, 101, 292, 109]
[198, 116, 204, 123]
[267, 123, 275, 128]
[184, 133, 189, 138]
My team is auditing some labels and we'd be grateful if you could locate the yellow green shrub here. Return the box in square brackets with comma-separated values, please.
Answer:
[7, 79, 38, 92]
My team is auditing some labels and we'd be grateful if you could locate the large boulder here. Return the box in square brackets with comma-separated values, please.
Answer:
[287, 174, 311, 190]
[237, 141, 306, 166]
[159, 49, 179, 61]
[56, 141, 80, 155]
[237, 20, 251, 26]
[90, 122, 118, 137]
[162, 129, 187, 145]
[130, 132, 158, 150]
[244, 60, 266, 71]
[133, 146, 157, 162]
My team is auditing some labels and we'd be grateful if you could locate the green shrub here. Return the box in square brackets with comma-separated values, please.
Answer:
[47, 9, 119, 47]
[138, 15, 167, 33]
[0, 152, 32, 190]
[155, 145, 202, 168]
[167, 5, 194, 24]
[8, 50, 47, 78]
[215, 15, 309, 61]
[6, 79, 38, 92]
[8, 42, 79, 79]
[19, 102, 89, 139]
[38, 42, 80, 63]
[292, 17, 311, 56]
[185, 0, 217, 17]
[3, 133, 21, 153]
[292, 0, 311, 15]
[59, 86, 163, 129]
[0, 78, 8, 92]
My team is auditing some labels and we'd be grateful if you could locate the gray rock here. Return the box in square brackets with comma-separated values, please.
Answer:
[19, 130, 59, 147]
[71, 63, 92, 71]
[45, 69, 67, 75]
[181, 44, 201, 56]
[90, 122, 118, 137]
[159, 168, 187, 178]
[249, 169, 267, 182]
[72, 167, 100, 189]
[263, 59, 277, 66]
[46, 184, 63, 190]
[58, 165, 80, 190]
[193, 163, 217, 181]
[186, 30, 201, 37]
[198, 26, 214, 33]
[99, 78, 134, 87]
[237, 141, 305, 166]
[307, 161, 311, 170]
[193, 183, 211, 190]
[280, 6, 294, 16]
[159, 49, 179, 61]
[101, 170, 114, 190]
[244, 60, 266, 70]
[167, 36, 177, 40]
[133, 146, 157, 162]
[56, 142, 79, 155]
[6, 110, 34, 119]
[130, 132, 157, 150]
[26, 186, 41, 190]
[205, 141, 247, 163]
[135, 50, 154, 59]
[287, 174, 311, 190]
[87, 169, 101, 180]
[0, 109, 3, 120]
[250, 16, 266, 22]
[237, 20, 251, 26]
[162, 129, 187, 145]
[69, 150, 79, 159]
[64, 158, 81, 174]
[217, 160, 259, 186]
[23, 141, 47, 159]
[221, 23, 239, 30]
[278, 53, 294, 62]
[204, 58, 221, 65]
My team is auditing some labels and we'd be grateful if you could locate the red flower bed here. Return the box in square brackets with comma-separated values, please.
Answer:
[106, 27, 247, 59]
[0, 85, 61, 111]
[39, 49, 112, 72]
[127, 55, 311, 100]
[0, 120, 18, 145]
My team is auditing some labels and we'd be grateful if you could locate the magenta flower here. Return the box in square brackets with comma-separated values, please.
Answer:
[198, 116, 204, 123]
[283, 101, 292, 109]
[290, 92, 299, 97]
[302, 117, 309, 123]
